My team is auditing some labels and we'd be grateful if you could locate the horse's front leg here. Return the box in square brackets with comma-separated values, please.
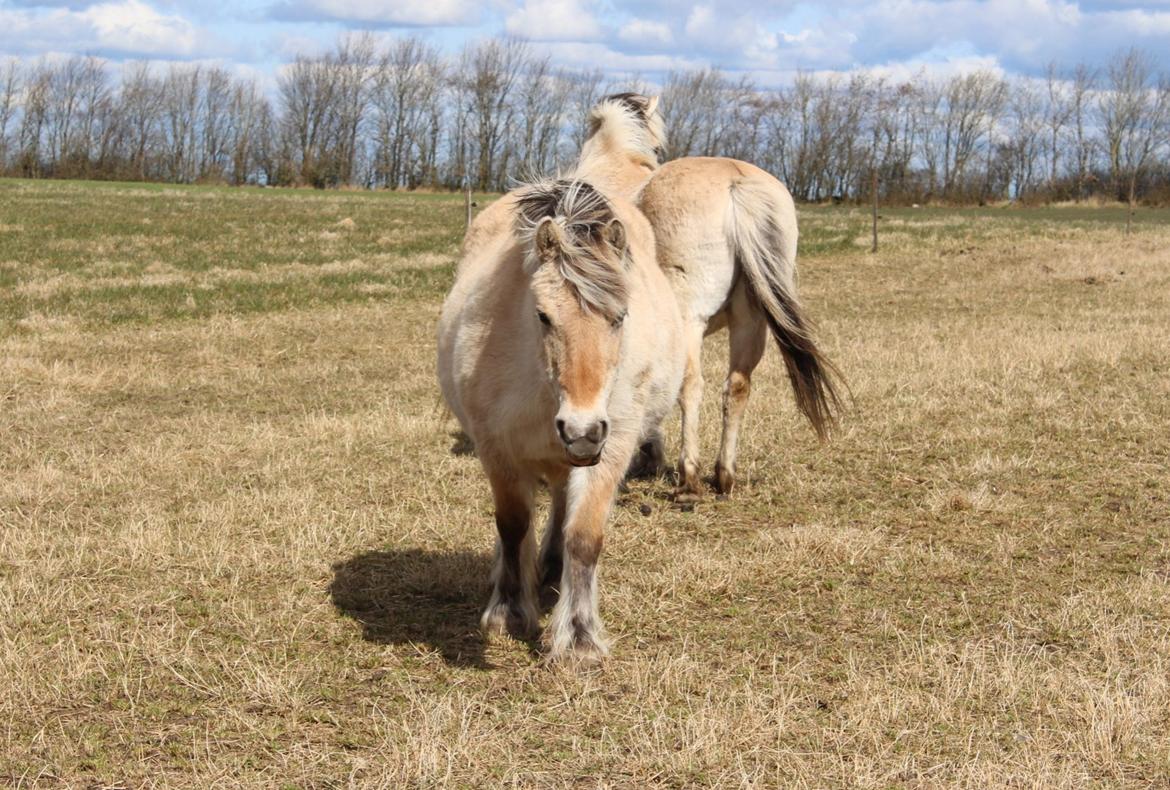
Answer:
[539, 471, 568, 595]
[480, 468, 538, 639]
[547, 463, 621, 664]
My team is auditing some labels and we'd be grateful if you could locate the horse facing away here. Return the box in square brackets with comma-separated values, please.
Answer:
[457, 93, 666, 267]
[437, 179, 685, 662]
[580, 95, 844, 501]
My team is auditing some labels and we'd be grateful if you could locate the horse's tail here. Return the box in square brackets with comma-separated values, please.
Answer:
[726, 176, 845, 440]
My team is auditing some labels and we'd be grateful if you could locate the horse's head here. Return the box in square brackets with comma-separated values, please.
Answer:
[587, 93, 667, 166]
[517, 181, 631, 467]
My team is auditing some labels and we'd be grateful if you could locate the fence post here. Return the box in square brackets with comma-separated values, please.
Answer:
[871, 128, 880, 254]
[464, 176, 473, 229]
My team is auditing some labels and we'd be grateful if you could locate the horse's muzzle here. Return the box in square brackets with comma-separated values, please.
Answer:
[556, 416, 608, 467]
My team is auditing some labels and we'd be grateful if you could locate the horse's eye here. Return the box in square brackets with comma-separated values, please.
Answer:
[612, 310, 627, 329]
[537, 311, 551, 327]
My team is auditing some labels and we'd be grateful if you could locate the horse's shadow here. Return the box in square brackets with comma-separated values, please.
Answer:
[329, 548, 492, 668]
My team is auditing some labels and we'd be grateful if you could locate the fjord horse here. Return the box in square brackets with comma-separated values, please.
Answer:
[579, 95, 844, 500]
[437, 179, 684, 662]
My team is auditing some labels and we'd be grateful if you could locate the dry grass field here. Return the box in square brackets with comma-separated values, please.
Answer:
[2, 177, 1169, 788]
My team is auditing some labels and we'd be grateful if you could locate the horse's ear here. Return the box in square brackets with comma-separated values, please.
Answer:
[603, 219, 627, 259]
[535, 217, 564, 262]
[646, 95, 660, 117]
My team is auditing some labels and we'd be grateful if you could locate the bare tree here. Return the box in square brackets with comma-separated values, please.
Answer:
[941, 71, 1006, 199]
[1070, 64, 1097, 201]
[1099, 48, 1170, 220]
[661, 67, 751, 159]
[566, 68, 604, 154]
[1006, 77, 1045, 200]
[370, 36, 442, 189]
[277, 55, 338, 186]
[516, 58, 573, 177]
[0, 60, 20, 168]
[884, 80, 925, 201]
[17, 62, 52, 177]
[161, 65, 202, 182]
[2, 37, 1169, 205]
[916, 77, 947, 197]
[330, 33, 376, 186]
[43, 56, 108, 175]
[457, 38, 529, 191]
[1043, 63, 1075, 195]
[411, 56, 446, 188]
[224, 79, 269, 185]
[119, 62, 162, 180]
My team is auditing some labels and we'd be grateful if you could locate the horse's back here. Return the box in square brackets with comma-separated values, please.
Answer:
[642, 157, 794, 225]
[640, 157, 797, 324]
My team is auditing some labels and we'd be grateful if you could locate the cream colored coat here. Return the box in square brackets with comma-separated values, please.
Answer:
[436, 182, 684, 662]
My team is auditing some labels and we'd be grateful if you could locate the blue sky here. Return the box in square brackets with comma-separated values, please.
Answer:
[2, 0, 1169, 86]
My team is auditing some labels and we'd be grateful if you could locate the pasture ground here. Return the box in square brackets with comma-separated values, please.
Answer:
[2, 178, 1169, 787]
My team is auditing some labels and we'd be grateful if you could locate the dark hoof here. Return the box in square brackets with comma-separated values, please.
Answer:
[481, 601, 538, 640]
[626, 441, 665, 480]
[714, 462, 735, 495]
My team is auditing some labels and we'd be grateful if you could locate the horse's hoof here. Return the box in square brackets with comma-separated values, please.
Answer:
[626, 440, 665, 480]
[547, 637, 608, 668]
[481, 602, 538, 640]
[714, 462, 735, 495]
[672, 487, 701, 504]
[480, 606, 508, 635]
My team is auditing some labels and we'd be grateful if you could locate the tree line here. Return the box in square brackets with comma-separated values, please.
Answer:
[1, 35, 1168, 204]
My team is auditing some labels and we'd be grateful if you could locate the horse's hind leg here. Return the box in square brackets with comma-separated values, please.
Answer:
[674, 322, 706, 502]
[626, 427, 665, 480]
[714, 297, 768, 496]
[481, 469, 538, 639]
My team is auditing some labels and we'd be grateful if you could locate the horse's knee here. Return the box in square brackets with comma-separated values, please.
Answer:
[726, 371, 751, 402]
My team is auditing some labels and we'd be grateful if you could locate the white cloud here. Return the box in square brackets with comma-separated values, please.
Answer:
[838, 53, 1006, 85]
[273, 0, 480, 26]
[0, 0, 201, 57]
[504, 0, 603, 41]
[683, 4, 785, 66]
[618, 18, 673, 47]
[3, 0, 1169, 82]
[666, 0, 1169, 75]
[532, 40, 706, 76]
[682, 5, 716, 43]
[82, 0, 199, 54]
[270, 32, 330, 60]
[844, 0, 1083, 68]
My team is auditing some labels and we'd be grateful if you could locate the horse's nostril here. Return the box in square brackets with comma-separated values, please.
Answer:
[599, 420, 609, 439]
[555, 419, 567, 442]
[585, 421, 606, 443]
